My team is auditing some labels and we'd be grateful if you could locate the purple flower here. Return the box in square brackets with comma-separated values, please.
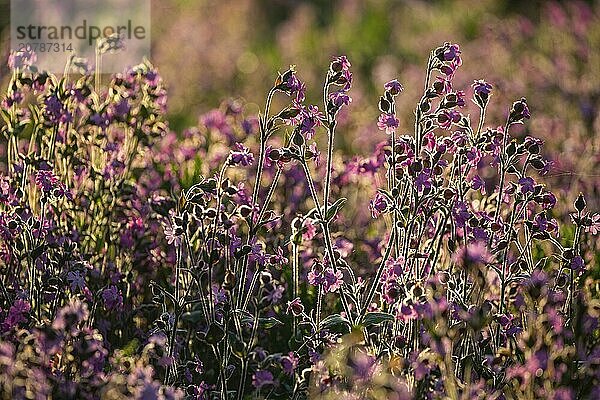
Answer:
[296, 105, 324, 140]
[330, 55, 352, 89]
[471, 175, 486, 194]
[2, 91, 24, 108]
[570, 256, 585, 272]
[437, 110, 461, 130]
[331, 55, 351, 72]
[552, 388, 574, 400]
[242, 116, 259, 135]
[518, 177, 535, 194]
[35, 170, 59, 193]
[302, 219, 317, 241]
[286, 297, 304, 316]
[472, 80, 493, 96]
[2, 300, 30, 331]
[414, 172, 432, 193]
[540, 191, 557, 210]
[441, 43, 461, 62]
[202, 109, 234, 141]
[8, 48, 37, 70]
[248, 239, 267, 266]
[44, 94, 72, 124]
[455, 90, 466, 107]
[35, 170, 71, 200]
[465, 147, 482, 166]
[377, 112, 399, 134]
[286, 74, 306, 103]
[229, 143, 255, 166]
[452, 201, 471, 226]
[434, 76, 453, 94]
[322, 267, 343, 293]
[307, 143, 321, 167]
[329, 90, 352, 108]
[533, 213, 549, 232]
[281, 352, 299, 376]
[307, 261, 324, 287]
[384, 79, 403, 96]
[102, 285, 123, 311]
[90, 112, 111, 127]
[252, 370, 274, 389]
[586, 213, 600, 235]
[163, 225, 182, 246]
[472, 79, 493, 107]
[452, 241, 492, 267]
[112, 98, 130, 118]
[269, 246, 289, 267]
[264, 285, 285, 304]
[397, 301, 418, 322]
[369, 192, 389, 218]
[67, 270, 86, 291]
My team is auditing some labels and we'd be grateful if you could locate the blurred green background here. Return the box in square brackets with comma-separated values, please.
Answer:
[1, 0, 599, 210]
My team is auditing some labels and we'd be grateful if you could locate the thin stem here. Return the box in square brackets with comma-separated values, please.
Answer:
[292, 241, 299, 339]
[323, 120, 336, 217]
[359, 230, 395, 321]
[492, 120, 512, 228]
[165, 243, 182, 384]
[476, 105, 486, 140]
[315, 285, 323, 330]
[415, 53, 434, 154]
[301, 160, 352, 320]
[237, 88, 276, 311]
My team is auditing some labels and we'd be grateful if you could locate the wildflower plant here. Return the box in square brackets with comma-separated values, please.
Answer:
[0, 41, 599, 400]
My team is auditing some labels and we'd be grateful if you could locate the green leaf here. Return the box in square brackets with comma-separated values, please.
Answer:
[362, 312, 395, 326]
[203, 322, 225, 344]
[319, 314, 351, 332]
[198, 178, 217, 194]
[181, 310, 204, 324]
[241, 316, 283, 329]
[325, 197, 347, 221]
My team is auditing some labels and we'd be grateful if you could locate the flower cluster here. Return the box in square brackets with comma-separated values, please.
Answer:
[0, 41, 598, 400]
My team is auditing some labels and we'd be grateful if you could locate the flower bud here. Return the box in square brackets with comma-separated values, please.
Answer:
[574, 192, 586, 213]
[223, 270, 236, 290]
[330, 60, 343, 73]
[292, 132, 305, 147]
[268, 148, 282, 161]
[239, 205, 252, 218]
[379, 97, 391, 113]
[287, 298, 304, 316]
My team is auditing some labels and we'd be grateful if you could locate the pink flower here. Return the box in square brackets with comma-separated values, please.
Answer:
[302, 219, 317, 241]
[286, 298, 304, 316]
[322, 267, 343, 293]
[377, 113, 399, 134]
[369, 192, 389, 218]
[586, 214, 600, 235]
[281, 352, 299, 376]
[308, 143, 321, 167]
